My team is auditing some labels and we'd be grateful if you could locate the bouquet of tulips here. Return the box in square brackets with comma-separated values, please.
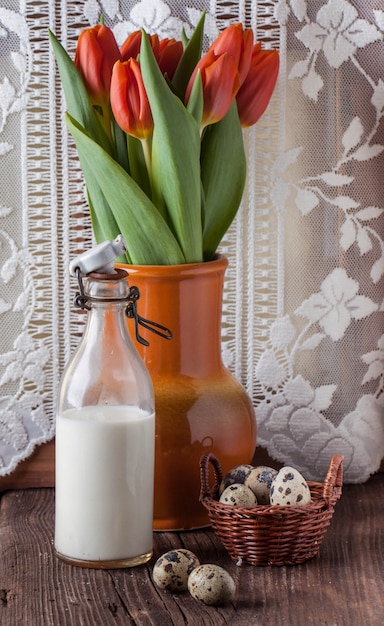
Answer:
[50, 13, 279, 265]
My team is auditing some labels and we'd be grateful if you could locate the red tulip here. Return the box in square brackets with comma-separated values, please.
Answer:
[120, 31, 159, 61]
[121, 32, 182, 80]
[236, 43, 279, 127]
[209, 23, 253, 85]
[110, 59, 153, 140]
[120, 30, 142, 60]
[157, 38, 183, 79]
[75, 25, 121, 106]
[186, 50, 240, 128]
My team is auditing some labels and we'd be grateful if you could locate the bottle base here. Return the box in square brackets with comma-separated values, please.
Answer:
[55, 549, 153, 569]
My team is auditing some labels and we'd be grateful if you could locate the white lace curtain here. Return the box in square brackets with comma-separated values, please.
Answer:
[0, 0, 383, 482]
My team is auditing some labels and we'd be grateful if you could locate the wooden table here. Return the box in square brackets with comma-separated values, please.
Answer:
[0, 474, 383, 625]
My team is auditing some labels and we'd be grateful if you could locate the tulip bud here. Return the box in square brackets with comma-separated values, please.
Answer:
[110, 59, 153, 140]
[157, 38, 183, 79]
[120, 30, 142, 60]
[75, 24, 121, 106]
[236, 43, 279, 128]
[186, 50, 240, 128]
[120, 31, 160, 61]
[209, 23, 253, 85]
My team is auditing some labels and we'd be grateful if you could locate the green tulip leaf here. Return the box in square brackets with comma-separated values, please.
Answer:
[186, 70, 203, 126]
[127, 135, 152, 200]
[49, 30, 111, 154]
[86, 183, 121, 241]
[66, 113, 186, 265]
[201, 102, 247, 259]
[140, 31, 203, 263]
[113, 120, 130, 172]
[172, 11, 205, 98]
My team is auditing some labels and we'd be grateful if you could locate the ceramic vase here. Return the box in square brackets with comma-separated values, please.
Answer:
[118, 255, 256, 530]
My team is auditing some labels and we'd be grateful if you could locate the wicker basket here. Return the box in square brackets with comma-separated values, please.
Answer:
[199, 453, 344, 566]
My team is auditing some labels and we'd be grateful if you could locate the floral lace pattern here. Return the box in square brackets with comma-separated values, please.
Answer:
[1, 0, 383, 481]
[0, 3, 55, 473]
[254, 0, 384, 481]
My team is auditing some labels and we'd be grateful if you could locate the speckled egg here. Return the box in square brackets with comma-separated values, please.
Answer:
[219, 483, 257, 506]
[187, 564, 236, 606]
[152, 549, 200, 592]
[244, 466, 278, 505]
[270, 466, 311, 506]
[219, 464, 254, 494]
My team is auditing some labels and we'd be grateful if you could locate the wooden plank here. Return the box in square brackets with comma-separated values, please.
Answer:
[1, 477, 383, 625]
[0, 440, 55, 491]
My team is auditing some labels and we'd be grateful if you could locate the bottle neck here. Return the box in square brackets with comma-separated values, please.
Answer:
[82, 271, 131, 350]
[84, 269, 129, 303]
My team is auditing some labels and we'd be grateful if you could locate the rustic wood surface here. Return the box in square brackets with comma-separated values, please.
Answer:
[0, 475, 383, 625]
[0, 440, 55, 491]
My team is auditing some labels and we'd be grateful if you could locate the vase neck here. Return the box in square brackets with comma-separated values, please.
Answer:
[123, 257, 228, 378]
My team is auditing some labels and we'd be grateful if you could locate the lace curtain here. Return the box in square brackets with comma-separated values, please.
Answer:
[0, 0, 383, 482]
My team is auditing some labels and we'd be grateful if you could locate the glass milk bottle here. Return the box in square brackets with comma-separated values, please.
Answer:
[55, 236, 155, 568]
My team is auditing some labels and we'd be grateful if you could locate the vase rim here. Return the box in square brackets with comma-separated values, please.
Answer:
[116, 254, 228, 277]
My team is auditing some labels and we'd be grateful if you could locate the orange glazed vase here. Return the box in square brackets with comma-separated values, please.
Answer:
[118, 256, 256, 531]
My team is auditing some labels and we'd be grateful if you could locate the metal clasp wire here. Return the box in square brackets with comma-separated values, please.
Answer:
[74, 268, 173, 346]
[124, 286, 173, 346]
[74, 267, 91, 310]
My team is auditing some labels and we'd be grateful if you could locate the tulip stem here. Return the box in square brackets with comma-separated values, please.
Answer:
[98, 104, 114, 146]
[141, 137, 152, 186]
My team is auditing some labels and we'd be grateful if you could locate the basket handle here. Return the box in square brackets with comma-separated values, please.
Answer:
[199, 453, 223, 502]
[322, 454, 344, 501]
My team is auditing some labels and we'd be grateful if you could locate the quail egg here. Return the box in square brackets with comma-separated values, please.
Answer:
[187, 564, 236, 606]
[219, 483, 257, 506]
[219, 464, 254, 494]
[152, 549, 200, 592]
[270, 466, 311, 506]
[244, 465, 278, 505]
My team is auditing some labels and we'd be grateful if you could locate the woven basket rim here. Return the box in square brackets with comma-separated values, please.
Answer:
[199, 453, 344, 515]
